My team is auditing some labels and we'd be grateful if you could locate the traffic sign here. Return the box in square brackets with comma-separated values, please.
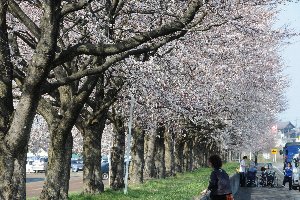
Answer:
[271, 149, 277, 154]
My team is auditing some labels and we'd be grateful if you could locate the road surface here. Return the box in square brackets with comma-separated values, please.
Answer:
[26, 172, 108, 198]
[235, 162, 300, 200]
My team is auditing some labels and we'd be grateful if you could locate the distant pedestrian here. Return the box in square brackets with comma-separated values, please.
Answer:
[205, 155, 234, 200]
[247, 161, 257, 187]
[282, 162, 293, 190]
[239, 156, 248, 187]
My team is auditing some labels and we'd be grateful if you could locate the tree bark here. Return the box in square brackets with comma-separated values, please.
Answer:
[0, 1, 60, 198]
[79, 74, 121, 194]
[174, 136, 185, 173]
[144, 130, 157, 178]
[82, 112, 107, 194]
[110, 110, 126, 190]
[59, 134, 73, 199]
[40, 125, 72, 200]
[39, 82, 96, 199]
[165, 127, 175, 177]
[184, 137, 193, 171]
[154, 125, 166, 178]
[130, 127, 145, 184]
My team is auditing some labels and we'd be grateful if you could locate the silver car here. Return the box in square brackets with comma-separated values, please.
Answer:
[71, 160, 84, 172]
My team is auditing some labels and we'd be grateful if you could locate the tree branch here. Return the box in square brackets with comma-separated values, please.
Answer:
[60, 0, 93, 17]
[49, 31, 186, 91]
[8, 0, 41, 39]
[53, 0, 203, 66]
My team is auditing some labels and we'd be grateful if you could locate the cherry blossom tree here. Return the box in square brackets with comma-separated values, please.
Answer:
[0, 0, 292, 199]
[1, 0, 207, 199]
[111, 1, 289, 182]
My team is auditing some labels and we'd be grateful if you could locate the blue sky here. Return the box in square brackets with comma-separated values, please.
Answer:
[276, 2, 300, 126]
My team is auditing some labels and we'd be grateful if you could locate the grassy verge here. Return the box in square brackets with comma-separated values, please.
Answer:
[69, 162, 238, 200]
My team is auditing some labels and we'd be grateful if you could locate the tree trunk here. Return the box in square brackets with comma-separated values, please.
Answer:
[154, 126, 166, 178]
[0, 151, 14, 200]
[193, 138, 202, 168]
[165, 127, 175, 176]
[110, 113, 126, 190]
[144, 130, 156, 178]
[0, 1, 60, 198]
[130, 127, 145, 184]
[12, 151, 27, 199]
[39, 73, 98, 199]
[0, 148, 27, 200]
[40, 129, 71, 200]
[174, 137, 185, 173]
[0, 2, 16, 197]
[184, 138, 193, 171]
[82, 112, 107, 194]
[59, 134, 73, 199]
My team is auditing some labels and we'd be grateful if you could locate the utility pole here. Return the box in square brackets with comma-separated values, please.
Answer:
[124, 94, 134, 195]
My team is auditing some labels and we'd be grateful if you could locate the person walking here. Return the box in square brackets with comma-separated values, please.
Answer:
[282, 162, 293, 190]
[239, 156, 248, 187]
[204, 155, 233, 200]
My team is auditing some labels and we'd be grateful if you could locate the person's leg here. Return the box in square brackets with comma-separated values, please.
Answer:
[240, 172, 245, 187]
[210, 195, 227, 200]
[282, 176, 287, 186]
[242, 172, 246, 186]
[288, 177, 292, 190]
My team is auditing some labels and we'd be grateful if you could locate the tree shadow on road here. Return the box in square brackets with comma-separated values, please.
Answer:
[234, 187, 251, 200]
[26, 177, 44, 183]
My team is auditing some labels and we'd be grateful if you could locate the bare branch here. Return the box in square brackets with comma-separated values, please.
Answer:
[49, 31, 186, 90]
[53, 0, 203, 66]
[60, 0, 93, 17]
[8, 0, 41, 39]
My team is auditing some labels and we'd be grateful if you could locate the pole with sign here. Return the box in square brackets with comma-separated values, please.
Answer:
[271, 149, 277, 162]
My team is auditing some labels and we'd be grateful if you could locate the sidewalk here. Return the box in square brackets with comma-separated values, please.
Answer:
[234, 162, 300, 200]
[235, 186, 300, 200]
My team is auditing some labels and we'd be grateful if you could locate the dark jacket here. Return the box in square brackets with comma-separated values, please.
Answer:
[208, 168, 232, 196]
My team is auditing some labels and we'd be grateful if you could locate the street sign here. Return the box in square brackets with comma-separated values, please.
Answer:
[271, 149, 277, 154]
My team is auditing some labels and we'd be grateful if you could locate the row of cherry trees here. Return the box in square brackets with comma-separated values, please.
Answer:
[0, 0, 291, 199]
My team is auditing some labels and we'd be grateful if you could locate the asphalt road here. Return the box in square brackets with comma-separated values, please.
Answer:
[26, 172, 108, 198]
[234, 162, 300, 200]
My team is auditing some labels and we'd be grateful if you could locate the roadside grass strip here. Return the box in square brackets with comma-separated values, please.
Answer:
[69, 162, 238, 200]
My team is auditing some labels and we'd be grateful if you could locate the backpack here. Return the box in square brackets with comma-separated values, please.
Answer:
[216, 169, 231, 192]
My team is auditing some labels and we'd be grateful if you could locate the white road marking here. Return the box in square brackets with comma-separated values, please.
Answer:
[273, 165, 284, 176]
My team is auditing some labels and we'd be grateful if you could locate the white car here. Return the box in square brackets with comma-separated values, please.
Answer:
[32, 157, 48, 173]
[292, 154, 300, 189]
[26, 160, 34, 173]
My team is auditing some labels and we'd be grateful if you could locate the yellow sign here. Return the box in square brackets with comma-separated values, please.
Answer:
[271, 149, 277, 154]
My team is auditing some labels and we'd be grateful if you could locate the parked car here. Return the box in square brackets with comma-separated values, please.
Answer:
[101, 155, 109, 163]
[101, 162, 109, 180]
[26, 160, 34, 173]
[71, 159, 84, 172]
[32, 157, 48, 173]
[99, 157, 131, 180]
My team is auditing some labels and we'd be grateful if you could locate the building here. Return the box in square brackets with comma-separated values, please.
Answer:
[276, 121, 298, 145]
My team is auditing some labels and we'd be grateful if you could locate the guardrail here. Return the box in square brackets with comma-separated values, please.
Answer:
[194, 173, 240, 200]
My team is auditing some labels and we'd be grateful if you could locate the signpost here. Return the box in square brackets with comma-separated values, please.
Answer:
[271, 149, 277, 154]
[124, 94, 134, 195]
[271, 149, 277, 162]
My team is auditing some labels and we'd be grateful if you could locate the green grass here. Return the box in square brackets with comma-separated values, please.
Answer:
[69, 162, 239, 200]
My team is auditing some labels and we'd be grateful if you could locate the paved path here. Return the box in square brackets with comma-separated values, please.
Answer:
[234, 163, 300, 200]
[26, 172, 108, 198]
[235, 186, 300, 200]
[26, 172, 84, 198]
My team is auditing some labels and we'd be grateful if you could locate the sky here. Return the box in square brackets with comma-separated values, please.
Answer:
[275, 2, 300, 127]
